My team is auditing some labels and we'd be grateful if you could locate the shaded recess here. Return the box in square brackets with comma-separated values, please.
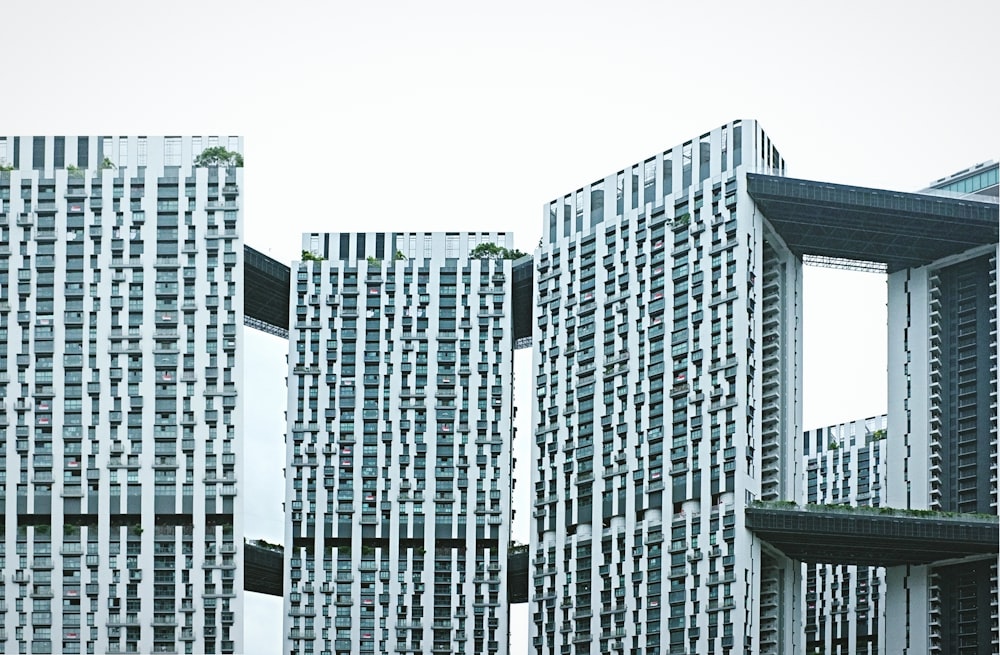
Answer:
[244, 542, 284, 596]
[507, 549, 529, 603]
[512, 255, 534, 349]
[243, 541, 530, 603]
[244, 245, 291, 338]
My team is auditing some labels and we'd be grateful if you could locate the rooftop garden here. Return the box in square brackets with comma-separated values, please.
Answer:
[194, 146, 243, 168]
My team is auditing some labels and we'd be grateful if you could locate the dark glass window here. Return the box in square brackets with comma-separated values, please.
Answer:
[33, 136, 45, 170]
[76, 136, 89, 168]
[53, 137, 65, 169]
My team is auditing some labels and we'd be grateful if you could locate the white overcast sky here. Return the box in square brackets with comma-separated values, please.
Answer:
[4, 1, 998, 653]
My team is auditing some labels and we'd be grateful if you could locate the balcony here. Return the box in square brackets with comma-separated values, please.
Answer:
[151, 616, 178, 626]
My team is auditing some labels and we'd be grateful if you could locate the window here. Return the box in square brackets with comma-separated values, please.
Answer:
[32, 136, 45, 170]
[720, 125, 728, 173]
[137, 137, 147, 166]
[662, 151, 673, 197]
[164, 137, 182, 166]
[682, 142, 692, 189]
[733, 125, 742, 167]
[644, 159, 656, 205]
[699, 137, 711, 183]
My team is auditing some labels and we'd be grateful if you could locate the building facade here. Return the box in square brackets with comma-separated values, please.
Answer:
[923, 160, 999, 198]
[0, 136, 243, 654]
[885, 174, 998, 655]
[529, 120, 806, 655]
[801, 416, 888, 655]
[283, 232, 515, 655]
[528, 120, 1000, 655]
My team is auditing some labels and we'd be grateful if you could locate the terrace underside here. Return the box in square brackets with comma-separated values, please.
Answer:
[243, 245, 291, 338]
[747, 173, 999, 273]
[244, 542, 284, 596]
[746, 506, 1000, 567]
[244, 542, 531, 602]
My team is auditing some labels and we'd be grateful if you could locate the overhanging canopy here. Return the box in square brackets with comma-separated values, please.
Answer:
[747, 174, 999, 273]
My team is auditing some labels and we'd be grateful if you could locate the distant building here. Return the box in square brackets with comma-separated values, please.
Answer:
[283, 232, 516, 655]
[924, 160, 999, 198]
[0, 135, 244, 655]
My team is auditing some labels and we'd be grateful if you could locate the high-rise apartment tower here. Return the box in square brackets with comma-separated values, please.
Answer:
[528, 120, 998, 655]
[802, 416, 888, 655]
[885, 161, 998, 654]
[0, 136, 244, 655]
[530, 120, 801, 654]
[283, 232, 516, 655]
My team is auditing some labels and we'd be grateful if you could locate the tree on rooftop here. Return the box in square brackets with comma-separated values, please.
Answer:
[193, 146, 243, 168]
[469, 242, 527, 260]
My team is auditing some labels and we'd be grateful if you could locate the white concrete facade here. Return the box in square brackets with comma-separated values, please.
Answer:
[529, 120, 804, 655]
[284, 232, 515, 655]
[884, 243, 998, 655]
[0, 136, 244, 654]
[801, 416, 888, 655]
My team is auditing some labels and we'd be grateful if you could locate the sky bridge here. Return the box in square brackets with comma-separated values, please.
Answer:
[745, 504, 999, 567]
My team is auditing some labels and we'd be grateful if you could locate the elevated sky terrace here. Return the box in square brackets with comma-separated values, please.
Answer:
[241, 170, 1000, 592]
[243, 503, 1000, 600]
[244, 245, 291, 338]
[242, 246, 535, 347]
[745, 503, 999, 567]
[244, 175, 999, 339]
[244, 541, 531, 602]
[746, 173, 999, 272]
[244, 540, 284, 596]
